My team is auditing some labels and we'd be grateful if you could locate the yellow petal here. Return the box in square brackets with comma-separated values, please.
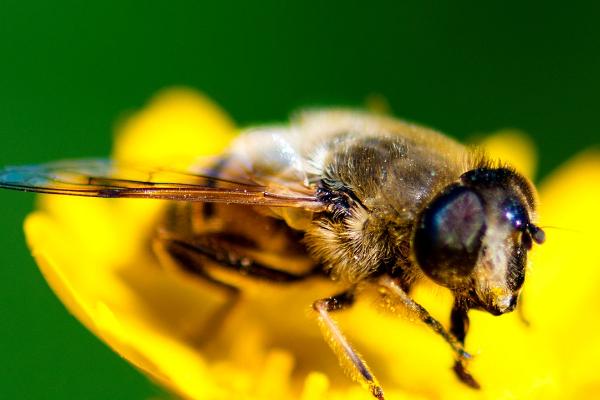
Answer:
[113, 87, 236, 167]
[27, 89, 241, 399]
[524, 150, 600, 396]
[478, 129, 537, 179]
[25, 207, 227, 399]
[527, 150, 600, 323]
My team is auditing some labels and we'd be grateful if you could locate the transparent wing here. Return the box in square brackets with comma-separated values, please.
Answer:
[0, 158, 324, 210]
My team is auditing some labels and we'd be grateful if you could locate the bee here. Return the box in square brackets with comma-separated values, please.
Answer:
[0, 110, 545, 399]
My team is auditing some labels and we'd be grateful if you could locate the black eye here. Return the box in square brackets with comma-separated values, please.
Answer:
[501, 197, 529, 231]
[413, 185, 486, 287]
[501, 196, 540, 249]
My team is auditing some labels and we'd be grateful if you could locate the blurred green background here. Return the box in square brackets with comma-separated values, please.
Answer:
[0, 1, 598, 399]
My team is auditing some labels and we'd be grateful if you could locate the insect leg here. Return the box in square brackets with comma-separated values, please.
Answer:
[450, 300, 480, 389]
[153, 236, 241, 343]
[159, 235, 318, 282]
[155, 232, 322, 345]
[377, 276, 471, 362]
[313, 291, 385, 400]
[516, 292, 530, 326]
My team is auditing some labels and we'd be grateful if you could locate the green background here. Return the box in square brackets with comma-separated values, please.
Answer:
[0, 1, 598, 399]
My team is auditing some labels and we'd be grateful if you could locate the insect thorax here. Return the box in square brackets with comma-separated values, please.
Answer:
[305, 133, 467, 284]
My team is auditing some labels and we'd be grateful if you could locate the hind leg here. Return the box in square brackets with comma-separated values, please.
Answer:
[153, 236, 241, 343]
[313, 289, 385, 400]
[153, 233, 321, 340]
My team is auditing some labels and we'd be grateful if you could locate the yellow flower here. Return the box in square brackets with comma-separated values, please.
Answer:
[23, 88, 600, 400]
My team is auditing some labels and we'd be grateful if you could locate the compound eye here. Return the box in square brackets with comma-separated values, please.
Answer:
[501, 197, 529, 231]
[501, 196, 543, 248]
[414, 185, 486, 287]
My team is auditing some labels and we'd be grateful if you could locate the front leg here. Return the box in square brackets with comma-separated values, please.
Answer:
[378, 276, 471, 362]
[313, 290, 385, 400]
[450, 299, 480, 389]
